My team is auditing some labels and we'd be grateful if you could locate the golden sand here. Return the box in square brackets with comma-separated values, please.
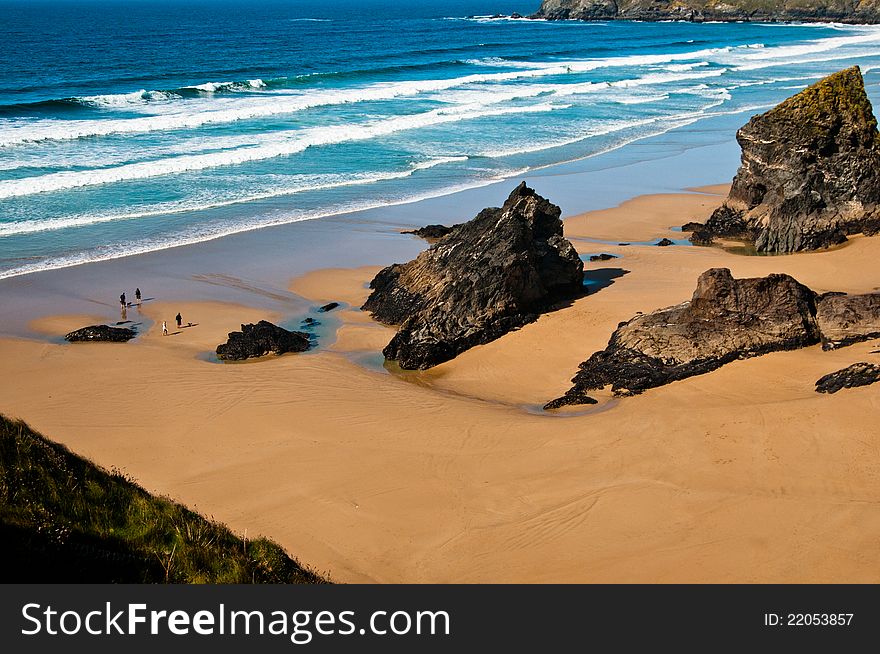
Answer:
[2, 185, 879, 582]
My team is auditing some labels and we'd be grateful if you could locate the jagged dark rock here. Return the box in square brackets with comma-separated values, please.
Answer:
[589, 253, 618, 262]
[545, 268, 822, 408]
[215, 320, 310, 361]
[402, 224, 457, 241]
[363, 182, 584, 369]
[683, 67, 880, 253]
[815, 362, 880, 393]
[318, 302, 339, 312]
[816, 291, 880, 349]
[65, 325, 136, 343]
[532, 0, 880, 23]
[656, 238, 674, 247]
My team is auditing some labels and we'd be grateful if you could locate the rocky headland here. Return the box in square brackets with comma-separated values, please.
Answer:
[531, 0, 880, 23]
[684, 67, 880, 253]
[546, 268, 880, 408]
[363, 182, 584, 369]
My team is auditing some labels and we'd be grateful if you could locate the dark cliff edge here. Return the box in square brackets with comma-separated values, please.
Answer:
[532, 0, 880, 23]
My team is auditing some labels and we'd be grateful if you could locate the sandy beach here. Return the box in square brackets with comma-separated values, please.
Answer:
[2, 181, 879, 583]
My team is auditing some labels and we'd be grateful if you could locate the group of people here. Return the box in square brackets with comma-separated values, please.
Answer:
[118, 288, 143, 320]
[119, 287, 142, 309]
[117, 288, 184, 337]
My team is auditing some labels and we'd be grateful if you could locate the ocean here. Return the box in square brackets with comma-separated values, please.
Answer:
[2, 0, 880, 280]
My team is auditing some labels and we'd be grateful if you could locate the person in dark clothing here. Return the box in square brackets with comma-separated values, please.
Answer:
[176, 313, 182, 328]
[135, 288, 141, 305]
[120, 292, 126, 307]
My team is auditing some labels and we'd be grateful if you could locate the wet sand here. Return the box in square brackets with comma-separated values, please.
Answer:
[2, 185, 880, 583]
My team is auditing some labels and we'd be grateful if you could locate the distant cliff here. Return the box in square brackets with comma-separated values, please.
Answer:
[532, 0, 880, 23]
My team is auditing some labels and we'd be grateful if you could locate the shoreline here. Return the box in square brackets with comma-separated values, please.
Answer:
[3, 182, 880, 583]
[0, 105, 751, 339]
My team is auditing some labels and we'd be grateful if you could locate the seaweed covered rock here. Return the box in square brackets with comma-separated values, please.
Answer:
[816, 292, 880, 350]
[545, 268, 821, 408]
[216, 321, 310, 360]
[65, 325, 136, 343]
[684, 67, 880, 253]
[815, 362, 880, 393]
[363, 182, 584, 369]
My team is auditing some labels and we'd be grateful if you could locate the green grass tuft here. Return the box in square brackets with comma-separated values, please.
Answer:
[0, 414, 329, 583]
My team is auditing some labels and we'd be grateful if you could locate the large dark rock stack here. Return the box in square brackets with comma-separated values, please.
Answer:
[362, 182, 584, 369]
[686, 67, 880, 253]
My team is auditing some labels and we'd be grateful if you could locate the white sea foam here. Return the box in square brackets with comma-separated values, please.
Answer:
[613, 93, 670, 105]
[0, 46, 736, 146]
[0, 156, 468, 237]
[730, 29, 880, 70]
[664, 62, 710, 72]
[4, 94, 780, 281]
[0, 104, 560, 199]
[75, 89, 178, 107]
[72, 80, 268, 108]
[0, 173, 523, 280]
[184, 79, 267, 93]
[0, 66, 724, 174]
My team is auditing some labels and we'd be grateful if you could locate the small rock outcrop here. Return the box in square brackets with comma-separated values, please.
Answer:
[545, 268, 821, 408]
[318, 302, 339, 312]
[363, 182, 584, 369]
[816, 362, 880, 393]
[402, 224, 457, 241]
[816, 292, 880, 350]
[215, 321, 310, 361]
[589, 253, 618, 262]
[64, 325, 136, 343]
[684, 67, 880, 253]
[656, 238, 674, 247]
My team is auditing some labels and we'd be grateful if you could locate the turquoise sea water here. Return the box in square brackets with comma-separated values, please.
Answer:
[2, 0, 880, 279]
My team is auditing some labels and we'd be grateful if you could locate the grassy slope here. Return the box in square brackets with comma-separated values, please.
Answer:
[0, 414, 328, 583]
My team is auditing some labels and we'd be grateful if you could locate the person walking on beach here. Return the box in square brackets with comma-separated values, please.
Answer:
[135, 288, 141, 305]
[176, 312, 182, 329]
[120, 292, 126, 308]
[162, 320, 168, 336]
